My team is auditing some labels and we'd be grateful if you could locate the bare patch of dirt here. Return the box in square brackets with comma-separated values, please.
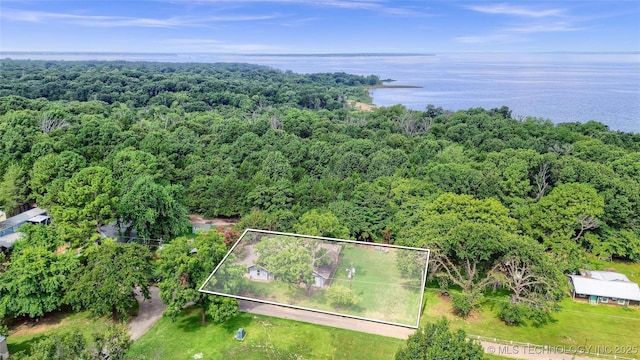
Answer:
[54, 243, 69, 255]
[465, 310, 482, 323]
[347, 100, 377, 112]
[10, 312, 88, 337]
[426, 293, 453, 317]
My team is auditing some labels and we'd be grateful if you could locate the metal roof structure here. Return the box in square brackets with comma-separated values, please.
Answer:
[0, 232, 21, 249]
[569, 273, 640, 301]
[0, 207, 47, 235]
[584, 270, 630, 282]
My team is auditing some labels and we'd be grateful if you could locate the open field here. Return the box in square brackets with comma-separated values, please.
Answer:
[127, 307, 404, 360]
[203, 231, 427, 327]
[6, 311, 111, 355]
[422, 290, 640, 359]
[331, 245, 422, 326]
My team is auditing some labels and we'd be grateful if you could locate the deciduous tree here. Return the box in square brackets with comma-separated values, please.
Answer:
[118, 176, 189, 241]
[395, 319, 483, 360]
[157, 231, 240, 324]
[0, 246, 77, 319]
[50, 166, 119, 245]
[65, 241, 153, 320]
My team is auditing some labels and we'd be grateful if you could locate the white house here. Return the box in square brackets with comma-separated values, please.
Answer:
[241, 242, 342, 287]
[568, 270, 640, 306]
[248, 264, 275, 281]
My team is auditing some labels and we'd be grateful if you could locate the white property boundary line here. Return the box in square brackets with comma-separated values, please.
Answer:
[199, 228, 431, 329]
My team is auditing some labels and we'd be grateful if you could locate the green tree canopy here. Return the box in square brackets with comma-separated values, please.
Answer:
[118, 176, 189, 241]
[65, 241, 153, 320]
[49, 166, 119, 246]
[294, 209, 350, 239]
[157, 231, 240, 324]
[0, 246, 77, 319]
[395, 319, 483, 360]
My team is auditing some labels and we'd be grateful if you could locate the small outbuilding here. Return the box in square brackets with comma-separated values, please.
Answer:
[0, 207, 49, 250]
[568, 270, 640, 306]
[248, 264, 275, 281]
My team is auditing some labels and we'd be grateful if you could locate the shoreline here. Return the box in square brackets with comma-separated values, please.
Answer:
[355, 83, 422, 111]
[366, 84, 422, 89]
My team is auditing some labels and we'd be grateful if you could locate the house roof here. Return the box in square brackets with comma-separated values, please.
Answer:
[313, 243, 342, 279]
[98, 221, 136, 242]
[27, 214, 50, 224]
[0, 232, 22, 249]
[0, 207, 47, 232]
[584, 270, 630, 282]
[240, 242, 342, 280]
[569, 274, 640, 301]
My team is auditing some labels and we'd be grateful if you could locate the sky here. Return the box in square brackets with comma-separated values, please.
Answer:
[1, 0, 639, 54]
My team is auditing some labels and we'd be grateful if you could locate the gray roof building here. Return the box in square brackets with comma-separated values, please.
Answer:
[0, 232, 22, 249]
[0, 207, 49, 249]
[569, 271, 640, 303]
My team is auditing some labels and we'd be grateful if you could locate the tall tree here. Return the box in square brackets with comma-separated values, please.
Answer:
[519, 182, 605, 269]
[65, 241, 153, 320]
[118, 176, 189, 241]
[0, 163, 27, 215]
[157, 231, 240, 324]
[400, 193, 516, 316]
[254, 236, 322, 296]
[0, 246, 77, 319]
[395, 319, 483, 360]
[50, 166, 119, 245]
[294, 209, 350, 239]
[494, 237, 564, 325]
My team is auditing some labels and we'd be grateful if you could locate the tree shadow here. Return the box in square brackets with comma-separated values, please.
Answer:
[174, 307, 251, 335]
[221, 314, 252, 335]
[8, 334, 47, 356]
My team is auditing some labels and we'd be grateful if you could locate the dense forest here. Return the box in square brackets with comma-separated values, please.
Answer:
[0, 60, 639, 333]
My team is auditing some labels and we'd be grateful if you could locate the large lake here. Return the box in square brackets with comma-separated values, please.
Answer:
[3, 52, 639, 133]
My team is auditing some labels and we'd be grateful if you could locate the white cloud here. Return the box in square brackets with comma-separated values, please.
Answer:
[467, 3, 564, 18]
[508, 22, 582, 33]
[169, 0, 430, 16]
[1, 9, 279, 28]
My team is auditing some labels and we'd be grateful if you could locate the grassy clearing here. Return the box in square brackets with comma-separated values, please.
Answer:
[331, 245, 422, 326]
[6, 311, 111, 355]
[234, 245, 422, 327]
[422, 290, 640, 359]
[127, 307, 403, 360]
[587, 256, 640, 283]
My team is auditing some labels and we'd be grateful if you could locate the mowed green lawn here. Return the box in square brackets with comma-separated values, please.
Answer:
[127, 307, 404, 359]
[422, 290, 640, 359]
[331, 245, 423, 326]
[7, 311, 111, 355]
[236, 245, 423, 327]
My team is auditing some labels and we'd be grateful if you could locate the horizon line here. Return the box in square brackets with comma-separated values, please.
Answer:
[2, 51, 639, 56]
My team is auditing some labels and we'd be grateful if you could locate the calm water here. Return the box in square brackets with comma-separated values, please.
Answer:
[3, 52, 639, 133]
